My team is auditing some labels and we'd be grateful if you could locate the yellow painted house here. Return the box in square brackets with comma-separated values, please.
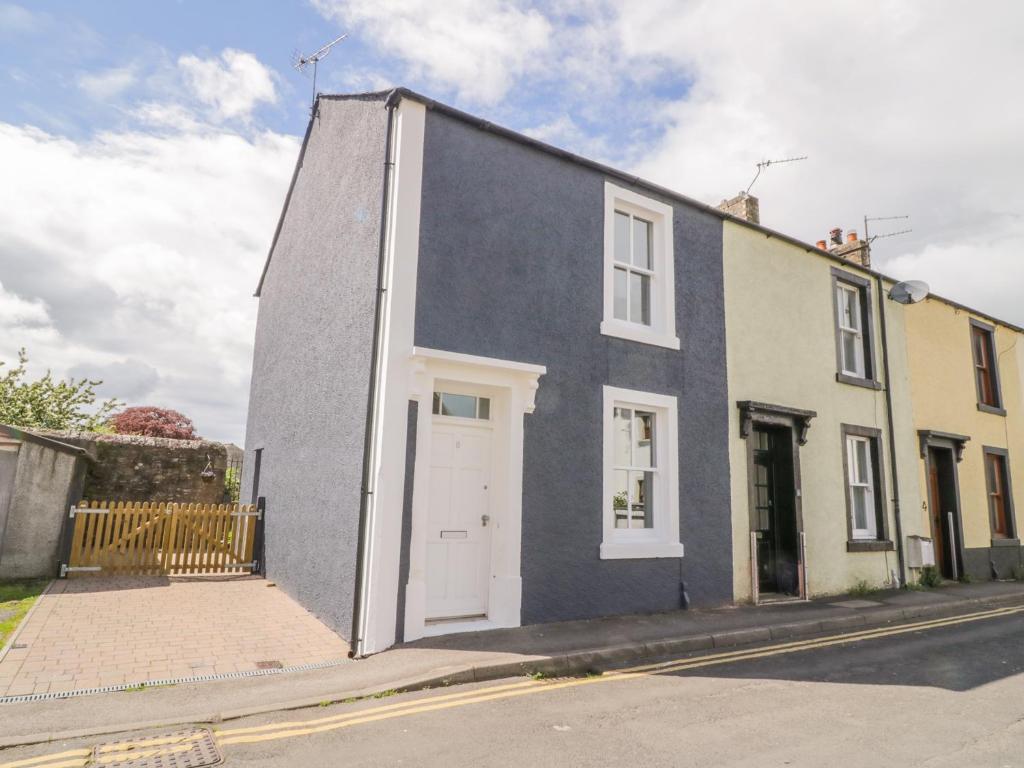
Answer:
[721, 198, 1022, 602]
[722, 217, 932, 602]
[904, 296, 1024, 581]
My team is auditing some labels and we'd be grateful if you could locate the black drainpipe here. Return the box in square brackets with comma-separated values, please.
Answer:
[876, 275, 907, 587]
[349, 91, 401, 657]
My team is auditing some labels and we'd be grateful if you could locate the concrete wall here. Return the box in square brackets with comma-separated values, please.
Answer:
[904, 298, 1024, 579]
[722, 223, 926, 599]
[242, 94, 390, 640]
[0, 440, 84, 580]
[414, 109, 733, 623]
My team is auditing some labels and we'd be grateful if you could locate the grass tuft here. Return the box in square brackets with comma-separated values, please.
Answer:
[0, 579, 49, 648]
[848, 579, 877, 597]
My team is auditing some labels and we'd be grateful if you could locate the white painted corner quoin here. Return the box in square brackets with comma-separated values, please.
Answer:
[352, 96, 549, 653]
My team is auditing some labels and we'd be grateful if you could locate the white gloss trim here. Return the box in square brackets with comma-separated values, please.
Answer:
[600, 320, 681, 350]
[412, 347, 547, 376]
[602, 182, 678, 350]
[600, 541, 685, 559]
[601, 385, 683, 560]
[402, 353, 544, 643]
[357, 100, 427, 656]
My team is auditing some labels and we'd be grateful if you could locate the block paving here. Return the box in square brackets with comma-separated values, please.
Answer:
[0, 575, 348, 698]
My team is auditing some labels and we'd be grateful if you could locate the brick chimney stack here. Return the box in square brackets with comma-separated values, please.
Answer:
[718, 191, 760, 225]
[825, 227, 871, 268]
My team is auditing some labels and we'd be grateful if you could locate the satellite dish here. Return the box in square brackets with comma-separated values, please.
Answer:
[889, 280, 929, 305]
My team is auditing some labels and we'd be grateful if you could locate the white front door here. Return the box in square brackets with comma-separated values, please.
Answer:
[425, 420, 493, 620]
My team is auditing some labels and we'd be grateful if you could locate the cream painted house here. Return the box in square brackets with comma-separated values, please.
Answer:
[723, 221, 927, 602]
[904, 297, 1024, 581]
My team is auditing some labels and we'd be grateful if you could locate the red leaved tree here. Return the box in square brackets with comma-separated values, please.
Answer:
[109, 406, 197, 440]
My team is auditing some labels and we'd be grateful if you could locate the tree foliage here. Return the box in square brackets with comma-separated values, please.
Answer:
[0, 348, 121, 431]
[109, 406, 197, 440]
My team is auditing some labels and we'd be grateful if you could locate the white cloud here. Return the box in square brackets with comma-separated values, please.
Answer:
[613, 2, 1024, 325]
[178, 48, 278, 121]
[314, 0, 1024, 326]
[77, 65, 137, 100]
[313, 0, 553, 104]
[0, 118, 299, 441]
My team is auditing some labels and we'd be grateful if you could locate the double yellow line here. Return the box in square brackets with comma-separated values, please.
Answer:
[3, 604, 1021, 766]
[216, 604, 1023, 746]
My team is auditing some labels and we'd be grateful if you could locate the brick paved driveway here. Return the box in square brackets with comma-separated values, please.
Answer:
[0, 576, 348, 698]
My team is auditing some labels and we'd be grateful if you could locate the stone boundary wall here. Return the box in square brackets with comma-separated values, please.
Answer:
[40, 432, 232, 504]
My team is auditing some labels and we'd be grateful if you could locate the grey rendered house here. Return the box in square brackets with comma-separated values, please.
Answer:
[243, 89, 733, 656]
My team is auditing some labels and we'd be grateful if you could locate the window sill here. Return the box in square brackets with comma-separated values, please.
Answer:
[977, 403, 1007, 417]
[991, 537, 1020, 548]
[600, 540, 685, 560]
[600, 320, 680, 351]
[835, 373, 882, 391]
[846, 540, 894, 553]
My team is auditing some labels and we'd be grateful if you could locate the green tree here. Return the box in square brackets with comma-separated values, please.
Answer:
[0, 348, 121, 431]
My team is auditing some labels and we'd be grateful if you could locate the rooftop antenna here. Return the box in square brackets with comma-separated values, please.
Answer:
[863, 214, 912, 243]
[746, 155, 807, 194]
[293, 33, 348, 111]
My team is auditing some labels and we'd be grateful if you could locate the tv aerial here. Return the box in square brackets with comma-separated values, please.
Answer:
[864, 214, 912, 243]
[746, 155, 807, 194]
[293, 33, 348, 109]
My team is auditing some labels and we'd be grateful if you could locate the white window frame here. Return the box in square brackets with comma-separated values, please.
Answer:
[601, 386, 684, 559]
[601, 183, 680, 350]
[845, 435, 878, 540]
[836, 282, 866, 378]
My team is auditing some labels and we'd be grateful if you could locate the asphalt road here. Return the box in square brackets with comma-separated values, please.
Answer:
[4, 607, 1024, 768]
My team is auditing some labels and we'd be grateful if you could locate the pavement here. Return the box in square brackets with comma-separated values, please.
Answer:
[4, 599, 1024, 767]
[1, 579, 1023, 750]
[0, 575, 348, 698]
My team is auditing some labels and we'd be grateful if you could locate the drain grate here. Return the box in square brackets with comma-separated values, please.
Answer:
[93, 727, 222, 768]
[0, 657, 349, 705]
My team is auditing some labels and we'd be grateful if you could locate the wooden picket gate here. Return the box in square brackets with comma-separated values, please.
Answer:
[62, 501, 262, 577]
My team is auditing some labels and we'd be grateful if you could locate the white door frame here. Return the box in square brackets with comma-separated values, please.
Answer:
[404, 347, 545, 642]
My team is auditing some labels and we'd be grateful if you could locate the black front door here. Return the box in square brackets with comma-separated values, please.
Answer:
[927, 446, 962, 579]
[752, 427, 800, 596]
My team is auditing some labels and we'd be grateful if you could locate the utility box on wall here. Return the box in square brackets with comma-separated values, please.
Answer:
[906, 535, 936, 569]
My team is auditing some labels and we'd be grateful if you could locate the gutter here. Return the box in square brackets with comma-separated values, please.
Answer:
[875, 276, 907, 586]
[350, 90, 401, 658]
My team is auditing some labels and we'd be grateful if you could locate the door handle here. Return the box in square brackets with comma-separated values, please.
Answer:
[481, 514, 490, 527]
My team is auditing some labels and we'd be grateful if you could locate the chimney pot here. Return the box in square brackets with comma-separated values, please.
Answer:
[816, 240, 827, 250]
[847, 231, 858, 243]
[829, 227, 843, 245]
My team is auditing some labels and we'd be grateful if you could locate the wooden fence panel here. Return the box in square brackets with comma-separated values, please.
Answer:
[67, 501, 260, 576]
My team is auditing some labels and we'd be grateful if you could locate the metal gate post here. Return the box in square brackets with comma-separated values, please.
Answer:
[799, 531, 809, 601]
[253, 496, 267, 577]
[750, 532, 759, 606]
[948, 511, 959, 581]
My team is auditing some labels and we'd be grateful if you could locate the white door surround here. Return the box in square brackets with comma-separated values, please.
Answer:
[404, 347, 545, 642]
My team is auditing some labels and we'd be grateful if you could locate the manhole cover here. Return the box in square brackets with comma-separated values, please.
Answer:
[92, 727, 222, 768]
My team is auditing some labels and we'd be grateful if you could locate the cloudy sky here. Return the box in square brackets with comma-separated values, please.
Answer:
[2, 2, 1022, 444]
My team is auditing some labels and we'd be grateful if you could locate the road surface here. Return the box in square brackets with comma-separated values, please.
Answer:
[4, 605, 1024, 767]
